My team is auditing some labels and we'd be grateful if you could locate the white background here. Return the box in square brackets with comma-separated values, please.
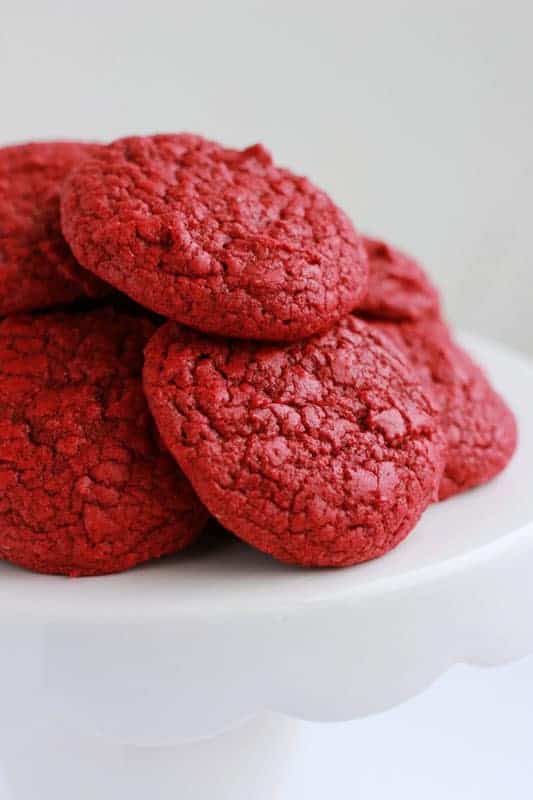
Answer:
[1, 1, 532, 797]
[284, 657, 533, 798]
[1, 0, 532, 355]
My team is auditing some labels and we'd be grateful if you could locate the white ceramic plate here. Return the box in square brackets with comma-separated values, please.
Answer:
[0, 333, 531, 744]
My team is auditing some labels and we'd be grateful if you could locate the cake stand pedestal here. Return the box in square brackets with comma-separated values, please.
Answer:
[1, 334, 532, 800]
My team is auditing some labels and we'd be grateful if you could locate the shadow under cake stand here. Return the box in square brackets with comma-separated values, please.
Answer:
[0, 333, 532, 800]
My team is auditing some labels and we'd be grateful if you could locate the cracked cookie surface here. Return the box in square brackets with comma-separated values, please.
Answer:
[60, 134, 368, 340]
[359, 237, 440, 321]
[371, 317, 518, 500]
[0, 308, 207, 576]
[143, 316, 445, 567]
[0, 141, 111, 315]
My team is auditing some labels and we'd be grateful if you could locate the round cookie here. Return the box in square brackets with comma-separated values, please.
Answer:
[60, 134, 368, 341]
[0, 308, 208, 576]
[143, 316, 445, 567]
[370, 317, 517, 500]
[0, 141, 111, 316]
[358, 236, 440, 321]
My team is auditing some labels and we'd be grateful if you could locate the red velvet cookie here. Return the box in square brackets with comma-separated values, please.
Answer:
[359, 237, 440, 321]
[0, 308, 208, 576]
[143, 316, 445, 567]
[60, 134, 368, 340]
[371, 317, 517, 500]
[0, 142, 111, 315]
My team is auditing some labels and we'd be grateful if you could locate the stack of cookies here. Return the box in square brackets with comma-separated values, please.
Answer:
[0, 135, 517, 576]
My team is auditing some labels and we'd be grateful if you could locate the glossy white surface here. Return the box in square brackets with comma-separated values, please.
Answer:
[2, 657, 533, 799]
[0, 713, 298, 800]
[0, 333, 530, 625]
[0, 334, 532, 798]
[282, 655, 533, 799]
[0, 333, 531, 748]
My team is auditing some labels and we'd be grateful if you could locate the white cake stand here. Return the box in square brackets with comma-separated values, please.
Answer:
[0, 333, 532, 800]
